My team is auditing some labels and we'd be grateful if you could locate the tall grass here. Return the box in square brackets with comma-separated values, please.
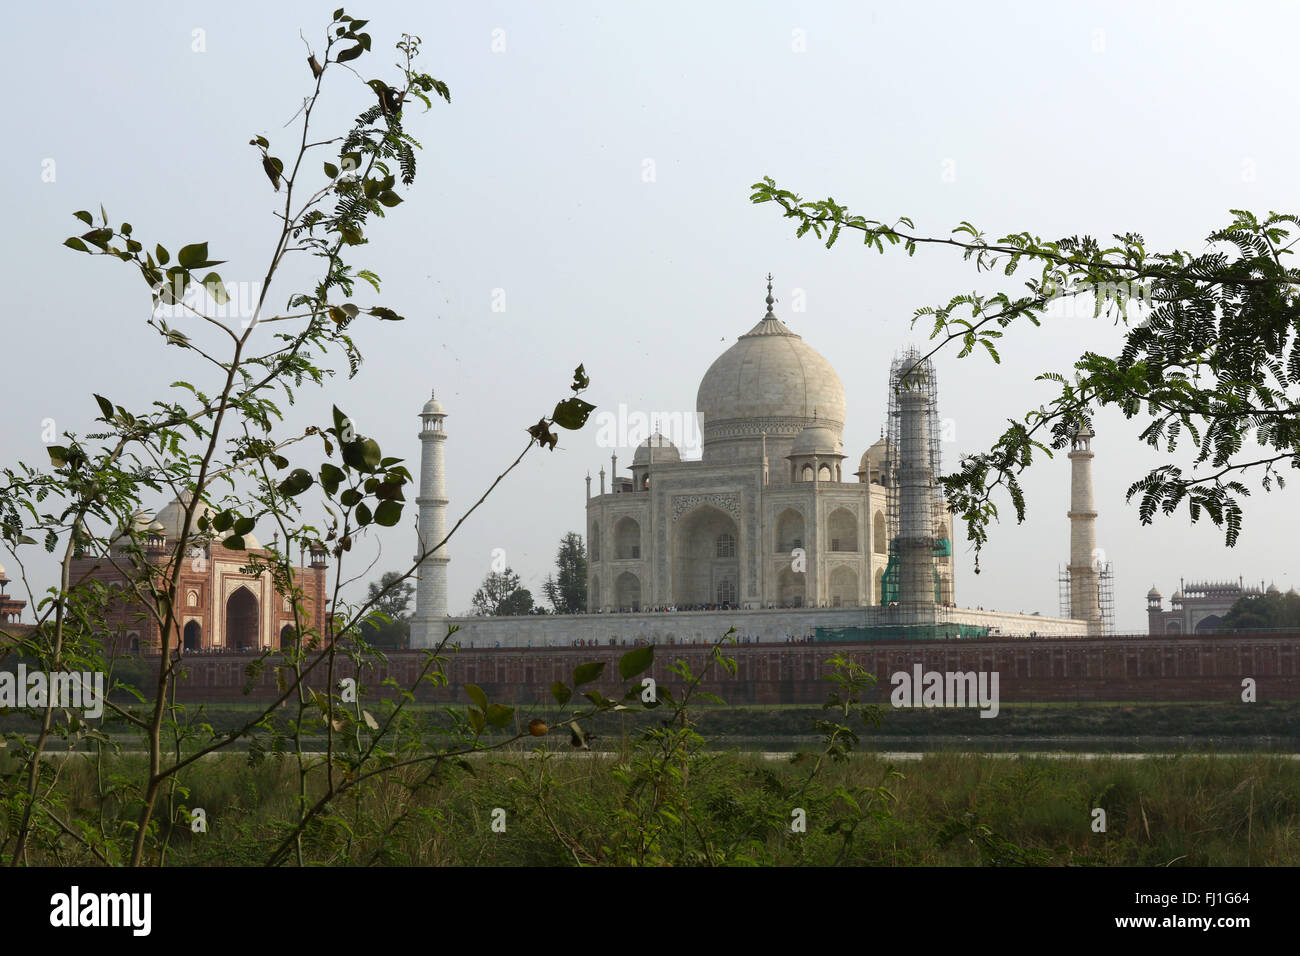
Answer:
[7, 750, 1296, 865]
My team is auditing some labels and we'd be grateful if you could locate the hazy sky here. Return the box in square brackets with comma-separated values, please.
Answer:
[3, 1, 1297, 632]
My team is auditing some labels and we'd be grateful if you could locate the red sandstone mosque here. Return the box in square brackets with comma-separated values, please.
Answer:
[66, 493, 329, 653]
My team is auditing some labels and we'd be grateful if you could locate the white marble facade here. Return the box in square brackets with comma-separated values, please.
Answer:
[584, 283, 954, 613]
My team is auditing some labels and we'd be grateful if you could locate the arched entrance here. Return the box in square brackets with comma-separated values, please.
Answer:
[615, 571, 641, 611]
[226, 586, 258, 650]
[279, 624, 296, 649]
[183, 620, 201, 652]
[674, 505, 740, 607]
[778, 567, 805, 607]
[829, 566, 858, 607]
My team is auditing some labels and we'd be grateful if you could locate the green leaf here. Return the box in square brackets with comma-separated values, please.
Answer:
[73, 210, 93, 226]
[465, 683, 488, 711]
[212, 510, 234, 532]
[319, 463, 345, 495]
[467, 706, 485, 734]
[572, 661, 605, 687]
[337, 43, 364, 62]
[377, 190, 402, 207]
[485, 703, 514, 728]
[552, 397, 596, 430]
[340, 488, 362, 508]
[93, 394, 114, 418]
[202, 273, 229, 305]
[277, 469, 313, 497]
[323, 162, 339, 179]
[223, 535, 246, 551]
[355, 502, 372, 526]
[550, 681, 572, 706]
[178, 242, 208, 268]
[342, 438, 383, 472]
[63, 237, 88, 252]
[373, 499, 402, 526]
[155, 243, 169, 265]
[233, 516, 255, 536]
[369, 306, 403, 321]
[618, 645, 654, 679]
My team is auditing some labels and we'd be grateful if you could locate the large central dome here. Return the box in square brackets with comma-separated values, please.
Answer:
[695, 281, 846, 464]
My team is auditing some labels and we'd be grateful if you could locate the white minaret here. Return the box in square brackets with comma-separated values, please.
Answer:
[1067, 424, 1104, 635]
[410, 389, 449, 647]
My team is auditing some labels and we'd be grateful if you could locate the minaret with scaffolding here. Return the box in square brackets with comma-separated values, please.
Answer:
[881, 347, 952, 625]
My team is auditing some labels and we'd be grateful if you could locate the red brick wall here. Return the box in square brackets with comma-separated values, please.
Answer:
[133, 632, 1300, 704]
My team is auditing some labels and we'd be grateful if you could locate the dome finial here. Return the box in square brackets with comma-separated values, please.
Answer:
[764, 273, 775, 317]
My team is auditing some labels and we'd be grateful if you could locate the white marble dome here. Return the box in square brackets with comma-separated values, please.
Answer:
[696, 283, 846, 467]
[697, 314, 845, 427]
[421, 390, 445, 417]
[789, 424, 841, 457]
[633, 433, 680, 464]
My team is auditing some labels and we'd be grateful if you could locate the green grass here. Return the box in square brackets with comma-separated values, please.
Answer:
[8, 749, 1298, 865]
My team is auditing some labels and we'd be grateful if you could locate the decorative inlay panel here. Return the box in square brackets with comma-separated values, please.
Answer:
[671, 493, 740, 521]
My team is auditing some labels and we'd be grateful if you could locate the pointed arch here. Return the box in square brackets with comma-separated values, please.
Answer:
[614, 516, 641, 560]
[615, 571, 641, 611]
[827, 508, 858, 552]
[225, 586, 258, 650]
[775, 508, 805, 554]
[829, 566, 858, 607]
[673, 505, 739, 607]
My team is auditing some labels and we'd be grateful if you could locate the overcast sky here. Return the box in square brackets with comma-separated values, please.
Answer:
[3, 1, 1297, 632]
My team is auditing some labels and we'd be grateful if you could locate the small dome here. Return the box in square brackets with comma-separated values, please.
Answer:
[1171, 590, 1184, 603]
[148, 520, 165, 534]
[1147, 586, 1161, 600]
[155, 493, 214, 542]
[1287, 587, 1298, 597]
[421, 389, 445, 417]
[633, 433, 680, 464]
[789, 424, 841, 458]
[1267, 582, 1280, 594]
[857, 437, 891, 478]
[111, 509, 155, 546]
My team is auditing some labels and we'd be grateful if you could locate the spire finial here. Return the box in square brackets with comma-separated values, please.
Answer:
[764, 273, 775, 317]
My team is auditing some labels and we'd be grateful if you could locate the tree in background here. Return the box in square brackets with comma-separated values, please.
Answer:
[362, 570, 415, 648]
[542, 531, 587, 613]
[1224, 589, 1300, 630]
[753, 179, 1300, 569]
[471, 567, 535, 616]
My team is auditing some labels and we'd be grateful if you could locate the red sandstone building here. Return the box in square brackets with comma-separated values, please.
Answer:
[0, 562, 28, 627]
[69, 494, 328, 653]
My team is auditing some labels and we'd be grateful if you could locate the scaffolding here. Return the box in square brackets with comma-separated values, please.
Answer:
[1059, 561, 1115, 635]
[882, 347, 952, 624]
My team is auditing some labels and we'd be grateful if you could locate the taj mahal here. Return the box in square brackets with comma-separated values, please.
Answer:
[409, 279, 1103, 648]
